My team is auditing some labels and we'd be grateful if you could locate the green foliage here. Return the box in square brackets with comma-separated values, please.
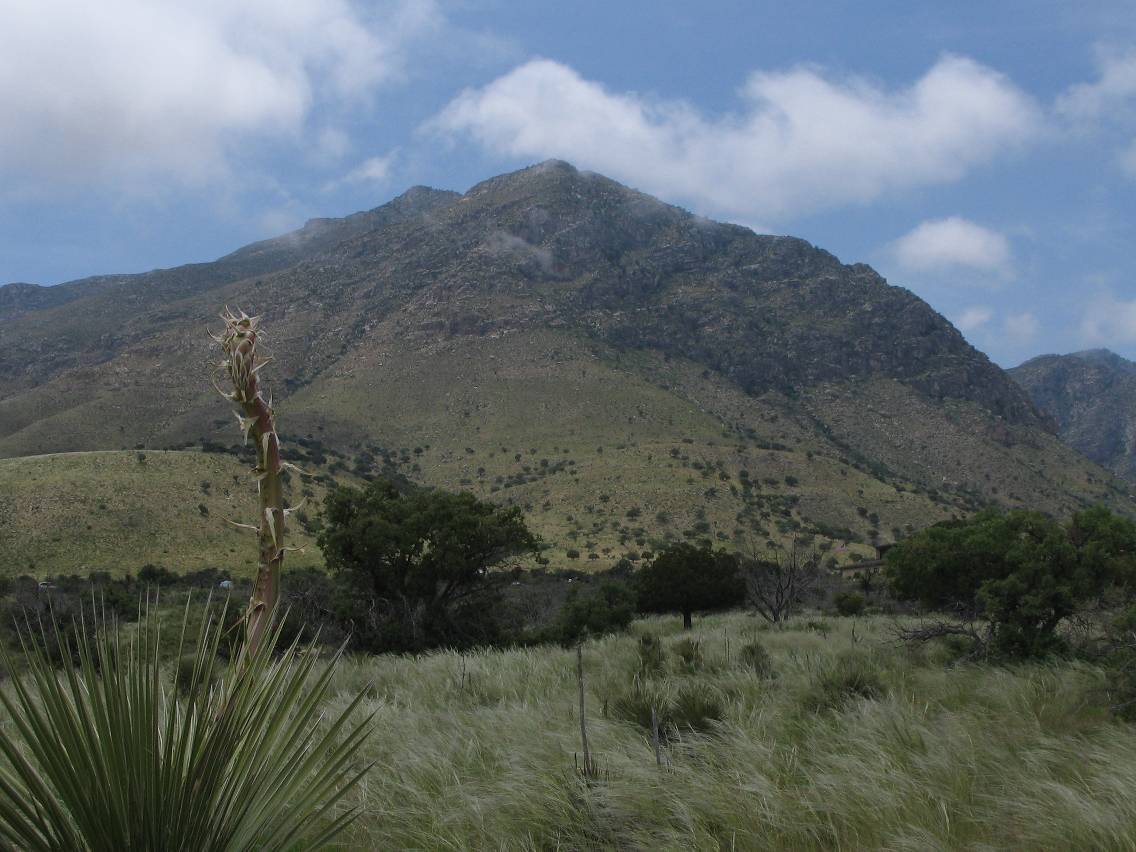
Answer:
[888, 507, 1136, 658]
[833, 591, 865, 617]
[637, 541, 744, 629]
[0, 602, 371, 850]
[555, 580, 636, 644]
[319, 479, 537, 652]
[804, 651, 886, 711]
[737, 640, 774, 678]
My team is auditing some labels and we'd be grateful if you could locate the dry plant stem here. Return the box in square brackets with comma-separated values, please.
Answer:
[576, 644, 595, 777]
[216, 308, 285, 657]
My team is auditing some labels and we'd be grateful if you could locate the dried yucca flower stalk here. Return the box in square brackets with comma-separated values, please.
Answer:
[213, 308, 299, 656]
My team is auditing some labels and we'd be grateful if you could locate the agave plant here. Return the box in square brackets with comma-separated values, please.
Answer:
[0, 601, 371, 850]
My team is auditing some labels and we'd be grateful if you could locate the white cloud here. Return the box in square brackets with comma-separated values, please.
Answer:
[428, 55, 1041, 222]
[956, 306, 994, 332]
[1056, 48, 1136, 120]
[889, 217, 1013, 276]
[0, 0, 441, 193]
[1081, 293, 1136, 344]
[324, 151, 398, 192]
[1004, 311, 1040, 344]
[344, 154, 396, 184]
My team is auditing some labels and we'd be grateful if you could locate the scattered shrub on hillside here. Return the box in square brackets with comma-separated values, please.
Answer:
[834, 591, 866, 617]
[804, 651, 886, 711]
[738, 640, 775, 678]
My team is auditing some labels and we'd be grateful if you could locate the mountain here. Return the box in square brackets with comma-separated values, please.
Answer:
[1, 160, 1132, 577]
[1011, 349, 1136, 483]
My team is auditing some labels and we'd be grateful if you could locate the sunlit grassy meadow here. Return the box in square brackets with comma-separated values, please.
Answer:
[297, 611, 1136, 850]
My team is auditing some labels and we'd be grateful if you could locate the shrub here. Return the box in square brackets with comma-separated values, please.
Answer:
[0, 602, 371, 849]
[556, 580, 637, 644]
[834, 591, 866, 617]
[887, 506, 1136, 659]
[672, 637, 704, 672]
[804, 651, 886, 711]
[738, 640, 775, 678]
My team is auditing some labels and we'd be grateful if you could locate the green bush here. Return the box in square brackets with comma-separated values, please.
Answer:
[738, 641, 775, 678]
[834, 591, 866, 617]
[556, 580, 637, 644]
[0, 602, 371, 850]
[804, 651, 886, 711]
[887, 506, 1136, 659]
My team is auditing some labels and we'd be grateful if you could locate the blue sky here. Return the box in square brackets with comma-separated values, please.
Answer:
[2, 1, 1134, 366]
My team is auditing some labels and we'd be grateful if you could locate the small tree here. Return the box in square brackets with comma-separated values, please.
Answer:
[318, 479, 537, 651]
[742, 543, 821, 625]
[637, 541, 743, 630]
[888, 507, 1136, 659]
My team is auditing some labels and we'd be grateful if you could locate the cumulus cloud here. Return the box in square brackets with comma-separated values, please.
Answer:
[0, 0, 441, 193]
[1081, 293, 1136, 344]
[889, 217, 1013, 276]
[956, 306, 994, 332]
[428, 55, 1041, 222]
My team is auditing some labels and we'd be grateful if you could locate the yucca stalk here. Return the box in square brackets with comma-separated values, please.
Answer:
[213, 308, 292, 656]
[0, 601, 372, 850]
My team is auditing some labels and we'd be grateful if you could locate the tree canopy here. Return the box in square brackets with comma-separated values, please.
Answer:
[887, 507, 1136, 658]
[637, 541, 744, 629]
[318, 479, 537, 651]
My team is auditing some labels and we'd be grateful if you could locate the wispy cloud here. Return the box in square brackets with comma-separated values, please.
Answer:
[1081, 292, 1136, 344]
[427, 55, 1041, 223]
[956, 306, 994, 332]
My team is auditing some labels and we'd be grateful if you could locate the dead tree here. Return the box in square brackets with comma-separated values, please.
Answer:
[742, 543, 821, 625]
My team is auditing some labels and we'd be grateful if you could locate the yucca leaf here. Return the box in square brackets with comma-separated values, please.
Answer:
[0, 599, 372, 851]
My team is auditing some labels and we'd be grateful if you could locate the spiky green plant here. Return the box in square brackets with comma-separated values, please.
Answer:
[0, 601, 371, 850]
[214, 308, 298, 656]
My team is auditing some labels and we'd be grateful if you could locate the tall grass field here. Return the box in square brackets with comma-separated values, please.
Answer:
[282, 611, 1136, 850]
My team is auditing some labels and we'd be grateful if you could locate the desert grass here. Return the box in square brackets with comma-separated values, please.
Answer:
[319, 612, 1136, 850]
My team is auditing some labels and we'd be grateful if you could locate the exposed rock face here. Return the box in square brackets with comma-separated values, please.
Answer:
[1011, 349, 1136, 482]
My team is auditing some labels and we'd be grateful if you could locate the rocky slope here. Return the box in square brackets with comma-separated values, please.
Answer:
[1, 160, 1131, 576]
[1011, 349, 1136, 483]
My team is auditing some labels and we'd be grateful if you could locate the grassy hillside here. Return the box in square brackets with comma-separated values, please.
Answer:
[298, 611, 1136, 849]
[3, 161, 1135, 576]
[0, 450, 326, 578]
[3, 328, 1132, 578]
